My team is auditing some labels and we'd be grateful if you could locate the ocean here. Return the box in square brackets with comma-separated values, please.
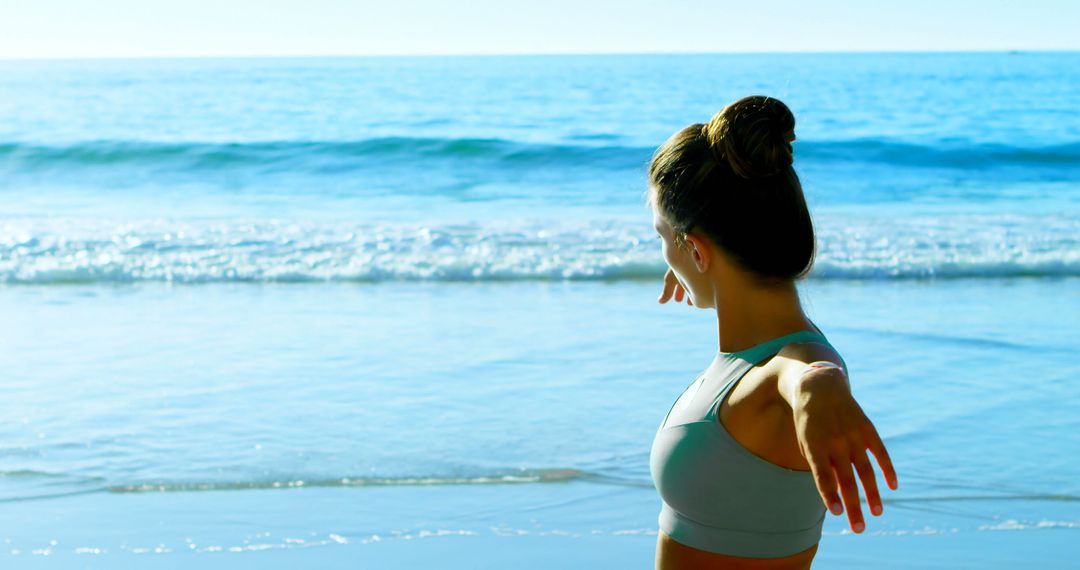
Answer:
[1, 52, 1078, 568]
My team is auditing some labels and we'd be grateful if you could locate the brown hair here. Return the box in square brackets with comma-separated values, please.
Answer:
[646, 95, 815, 285]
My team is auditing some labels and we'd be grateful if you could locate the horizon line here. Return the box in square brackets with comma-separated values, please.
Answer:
[1, 48, 1077, 63]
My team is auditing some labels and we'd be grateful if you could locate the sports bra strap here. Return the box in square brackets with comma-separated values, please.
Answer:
[720, 329, 830, 365]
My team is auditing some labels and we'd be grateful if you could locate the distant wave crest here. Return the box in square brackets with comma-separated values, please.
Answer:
[2, 214, 1078, 284]
[2, 137, 1079, 173]
[0, 138, 650, 172]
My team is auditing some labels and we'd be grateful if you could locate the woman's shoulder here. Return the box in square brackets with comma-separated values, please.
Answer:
[775, 338, 844, 363]
[772, 339, 849, 385]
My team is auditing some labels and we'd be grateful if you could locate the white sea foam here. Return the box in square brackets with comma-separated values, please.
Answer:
[1, 214, 1077, 284]
[978, 519, 1080, 531]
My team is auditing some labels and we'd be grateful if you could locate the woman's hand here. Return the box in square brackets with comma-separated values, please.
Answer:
[658, 268, 692, 305]
[790, 369, 898, 534]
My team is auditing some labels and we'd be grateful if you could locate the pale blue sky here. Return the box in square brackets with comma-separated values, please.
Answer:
[1, 0, 1077, 59]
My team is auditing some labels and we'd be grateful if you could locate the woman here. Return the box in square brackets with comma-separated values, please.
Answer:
[647, 95, 898, 569]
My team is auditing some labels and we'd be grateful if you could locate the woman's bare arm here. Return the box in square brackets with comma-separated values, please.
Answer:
[775, 347, 898, 534]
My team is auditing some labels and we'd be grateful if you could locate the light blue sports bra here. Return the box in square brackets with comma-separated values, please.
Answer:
[649, 324, 847, 558]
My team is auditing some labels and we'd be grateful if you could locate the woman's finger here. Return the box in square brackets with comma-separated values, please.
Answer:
[864, 424, 898, 491]
[807, 451, 842, 516]
[658, 270, 676, 303]
[850, 448, 882, 517]
[677, 283, 692, 305]
[658, 269, 694, 307]
[832, 456, 865, 533]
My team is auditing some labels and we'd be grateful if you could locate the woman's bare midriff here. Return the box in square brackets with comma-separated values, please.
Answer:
[655, 530, 818, 570]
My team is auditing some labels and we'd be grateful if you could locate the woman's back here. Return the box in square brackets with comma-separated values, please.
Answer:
[650, 327, 847, 563]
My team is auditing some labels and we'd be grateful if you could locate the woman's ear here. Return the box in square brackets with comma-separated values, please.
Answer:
[686, 233, 711, 273]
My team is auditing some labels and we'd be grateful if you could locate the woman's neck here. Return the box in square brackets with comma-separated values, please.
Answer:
[713, 280, 813, 354]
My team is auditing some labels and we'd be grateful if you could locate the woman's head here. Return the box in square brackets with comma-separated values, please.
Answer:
[646, 95, 816, 295]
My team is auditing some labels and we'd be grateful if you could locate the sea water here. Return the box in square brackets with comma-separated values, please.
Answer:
[1, 53, 1078, 568]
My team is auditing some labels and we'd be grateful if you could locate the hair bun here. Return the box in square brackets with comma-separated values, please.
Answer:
[702, 95, 796, 179]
